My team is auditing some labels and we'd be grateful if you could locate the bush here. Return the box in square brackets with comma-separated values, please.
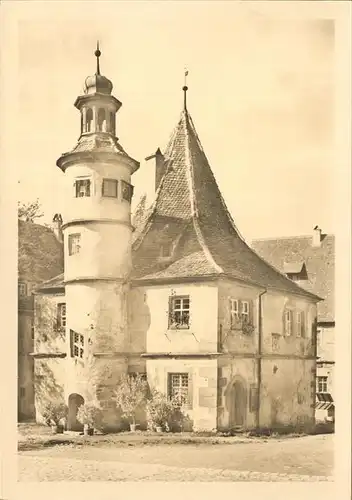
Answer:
[146, 390, 174, 431]
[42, 401, 68, 427]
[76, 402, 103, 429]
[113, 374, 149, 426]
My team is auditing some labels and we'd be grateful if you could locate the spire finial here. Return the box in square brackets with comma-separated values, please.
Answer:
[183, 68, 189, 110]
[95, 41, 101, 75]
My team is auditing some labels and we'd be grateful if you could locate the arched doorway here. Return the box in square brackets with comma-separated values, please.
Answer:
[228, 379, 247, 428]
[68, 393, 84, 431]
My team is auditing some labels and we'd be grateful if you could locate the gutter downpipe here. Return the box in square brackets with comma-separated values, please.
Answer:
[256, 289, 267, 430]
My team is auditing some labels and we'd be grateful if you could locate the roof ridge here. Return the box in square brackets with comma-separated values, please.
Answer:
[184, 112, 223, 274]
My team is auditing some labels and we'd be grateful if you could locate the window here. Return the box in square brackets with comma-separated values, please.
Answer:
[160, 242, 172, 258]
[230, 299, 239, 328]
[97, 108, 107, 132]
[70, 330, 84, 359]
[110, 112, 115, 135]
[296, 311, 305, 337]
[317, 376, 328, 393]
[68, 233, 81, 256]
[57, 303, 66, 329]
[168, 373, 189, 406]
[241, 301, 250, 323]
[284, 309, 293, 336]
[85, 108, 93, 133]
[18, 282, 27, 296]
[75, 179, 91, 197]
[121, 180, 134, 202]
[169, 296, 190, 329]
[102, 179, 118, 198]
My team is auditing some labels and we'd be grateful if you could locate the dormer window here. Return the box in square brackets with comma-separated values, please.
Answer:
[75, 179, 91, 198]
[160, 242, 173, 258]
[283, 262, 308, 281]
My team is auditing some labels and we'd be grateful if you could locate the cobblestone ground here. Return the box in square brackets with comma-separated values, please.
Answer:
[18, 434, 334, 482]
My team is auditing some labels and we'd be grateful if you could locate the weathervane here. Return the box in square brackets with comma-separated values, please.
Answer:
[183, 68, 189, 110]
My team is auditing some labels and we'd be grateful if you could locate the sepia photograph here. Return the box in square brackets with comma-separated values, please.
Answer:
[0, 0, 351, 497]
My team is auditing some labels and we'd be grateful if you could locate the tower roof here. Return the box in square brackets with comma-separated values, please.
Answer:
[84, 42, 113, 95]
[132, 104, 321, 301]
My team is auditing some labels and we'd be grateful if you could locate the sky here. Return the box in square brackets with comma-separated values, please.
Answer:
[13, 1, 336, 242]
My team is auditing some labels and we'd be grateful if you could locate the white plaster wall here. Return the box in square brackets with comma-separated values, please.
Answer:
[141, 283, 218, 354]
[146, 358, 218, 431]
[64, 223, 131, 281]
[62, 161, 133, 225]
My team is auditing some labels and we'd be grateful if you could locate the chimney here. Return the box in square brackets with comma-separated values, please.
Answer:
[312, 225, 322, 247]
[145, 148, 165, 192]
[52, 213, 63, 243]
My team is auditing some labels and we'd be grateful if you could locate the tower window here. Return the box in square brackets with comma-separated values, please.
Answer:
[110, 112, 115, 135]
[85, 108, 93, 133]
[102, 179, 118, 198]
[70, 330, 84, 359]
[97, 108, 107, 132]
[68, 233, 81, 256]
[121, 180, 134, 203]
[75, 179, 91, 197]
[296, 311, 305, 337]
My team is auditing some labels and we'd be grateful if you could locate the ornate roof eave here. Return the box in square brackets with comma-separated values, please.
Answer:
[56, 148, 140, 174]
[74, 92, 122, 111]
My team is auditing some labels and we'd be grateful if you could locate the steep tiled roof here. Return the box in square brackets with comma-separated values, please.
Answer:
[132, 109, 320, 301]
[18, 220, 64, 285]
[252, 234, 335, 321]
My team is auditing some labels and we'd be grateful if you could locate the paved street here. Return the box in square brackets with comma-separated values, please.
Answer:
[18, 434, 333, 482]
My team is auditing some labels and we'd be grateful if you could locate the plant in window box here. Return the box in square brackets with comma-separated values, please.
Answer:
[42, 401, 68, 434]
[113, 374, 148, 432]
[242, 321, 255, 334]
[76, 402, 103, 436]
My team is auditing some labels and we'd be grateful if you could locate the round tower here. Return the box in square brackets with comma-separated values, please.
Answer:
[56, 44, 139, 430]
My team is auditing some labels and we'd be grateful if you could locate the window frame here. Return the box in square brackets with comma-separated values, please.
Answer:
[57, 303, 66, 330]
[230, 298, 239, 329]
[102, 178, 118, 198]
[121, 180, 134, 203]
[168, 372, 190, 407]
[241, 300, 250, 324]
[296, 311, 305, 337]
[317, 375, 328, 393]
[70, 330, 84, 359]
[284, 309, 293, 336]
[168, 295, 190, 330]
[68, 233, 81, 256]
[75, 178, 91, 198]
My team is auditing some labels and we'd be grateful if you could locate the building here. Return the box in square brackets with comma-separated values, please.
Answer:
[18, 217, 64, 420]
[32, 47, 321, 433]
[252, 228, 335, 422]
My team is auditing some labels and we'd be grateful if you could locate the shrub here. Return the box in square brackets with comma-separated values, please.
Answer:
[42, 401, 68, 427]
[146, 389, 187, 431]
[113, 374, 149, 426]
[76, 402, 103, 429]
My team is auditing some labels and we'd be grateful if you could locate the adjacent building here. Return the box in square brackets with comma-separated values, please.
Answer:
[252, 227, 335, 422]
[31, 47, 321, 432]
[18, 217, 63, 420]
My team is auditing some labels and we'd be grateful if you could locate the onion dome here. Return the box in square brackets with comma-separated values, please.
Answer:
[84, 42, 113, 95]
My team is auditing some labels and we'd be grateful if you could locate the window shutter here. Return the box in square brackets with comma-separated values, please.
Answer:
[55, 304, 60, 332]
[301, 311, 305, 337]
[187, 372, 193, 410]
[168, 296, 173, 329]
[75, 181, 79, 197]
[282, 309, 287, 335]
[86, 180, 90, 197]
[249, 300, 253, 325]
